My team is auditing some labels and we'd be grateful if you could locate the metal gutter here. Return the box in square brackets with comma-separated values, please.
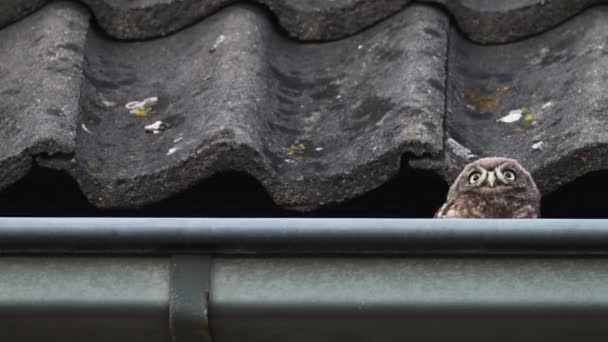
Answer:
[211, 256, 608, 342]
[2, 218, 608, 341]
[0, 254, 212, 342]
[1, 218, 608, 254]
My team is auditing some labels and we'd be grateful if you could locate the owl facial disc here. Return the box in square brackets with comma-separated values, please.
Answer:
[436, 157, 541, 218]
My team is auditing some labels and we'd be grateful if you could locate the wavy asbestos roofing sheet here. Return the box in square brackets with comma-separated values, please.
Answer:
[0, 1, 606, 210]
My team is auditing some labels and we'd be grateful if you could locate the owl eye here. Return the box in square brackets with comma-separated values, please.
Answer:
[503, 169, 517, 181]
[468, 172, 482, 184]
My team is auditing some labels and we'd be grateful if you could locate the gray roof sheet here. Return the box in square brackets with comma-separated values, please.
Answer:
[0, 0, 605, 211]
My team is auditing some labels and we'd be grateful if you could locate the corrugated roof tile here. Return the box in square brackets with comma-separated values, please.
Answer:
[1, 1, 608, 210]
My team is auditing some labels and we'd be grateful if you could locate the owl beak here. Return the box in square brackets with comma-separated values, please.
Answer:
[487, 172, 496, 188]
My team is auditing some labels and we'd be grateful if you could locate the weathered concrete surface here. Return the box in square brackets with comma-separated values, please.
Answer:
[0, 3, 89, 191]
[4, 1, 608, 211]
[84, 0, 411, 41]
[257, 0, 410, 41]
[1, 0, 605, 43]
[423, 0, 599, 44]
[0, 0, 46, 28]
[48, 4, 447, 210]
[0, 0, 411, 41]
[444, 7, 608, 193]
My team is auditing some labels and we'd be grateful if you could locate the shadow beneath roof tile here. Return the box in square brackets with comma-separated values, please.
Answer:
[0, 161, 448, 218]
[541, 170, 608, 218]
[4, 164, 607, 218]
[134, 165, 448, 218]
[312, 162, 448, 218]
[0, 166, 98, 217]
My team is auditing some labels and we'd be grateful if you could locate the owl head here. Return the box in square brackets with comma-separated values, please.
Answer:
[447, 157, 540, 200]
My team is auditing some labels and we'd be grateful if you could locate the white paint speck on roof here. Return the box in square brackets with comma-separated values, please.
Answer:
[497, 109, 523, 123]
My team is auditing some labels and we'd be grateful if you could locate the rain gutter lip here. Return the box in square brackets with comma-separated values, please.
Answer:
[0, 217, 606, 255]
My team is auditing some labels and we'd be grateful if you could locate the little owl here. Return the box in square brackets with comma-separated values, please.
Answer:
[435, 157, 540, 218]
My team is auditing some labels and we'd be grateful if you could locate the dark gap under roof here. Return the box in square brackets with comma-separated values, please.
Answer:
[2, 162, 608, 218]
[0, 160, 448, 218]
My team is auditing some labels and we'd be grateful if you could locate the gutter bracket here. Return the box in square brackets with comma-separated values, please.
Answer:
[170, 254, 213, 342]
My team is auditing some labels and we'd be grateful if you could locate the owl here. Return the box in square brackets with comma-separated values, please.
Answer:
[435, 157, 540, 218]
